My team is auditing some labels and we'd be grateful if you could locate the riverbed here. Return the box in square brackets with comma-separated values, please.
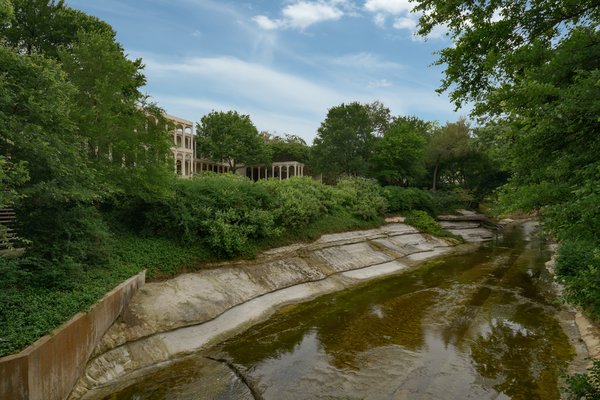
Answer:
[105, 221, 587, 399]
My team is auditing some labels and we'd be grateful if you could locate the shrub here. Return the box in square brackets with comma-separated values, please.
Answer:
[384, 186, 434, 214]
[206, 208, 280, 257]
[335, 177, 387, 221]
[258, 177, 331, 229]
[404, 210, 460, 240]
[556, 240, 597, 277]
[17, 202, 113, 266]
[564, 359, 600, 400]
[431, 188, 474, 213]
[556, 241, 600, 317]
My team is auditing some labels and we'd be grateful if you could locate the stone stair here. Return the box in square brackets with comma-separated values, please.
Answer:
[0, 207, 19, 248]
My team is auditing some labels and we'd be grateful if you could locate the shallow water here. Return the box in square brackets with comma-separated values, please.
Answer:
[108, 222, 577, 400]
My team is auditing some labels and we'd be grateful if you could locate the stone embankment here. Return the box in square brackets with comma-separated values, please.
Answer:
[69, 218, 495, 399]
[545, 247, 600, 366]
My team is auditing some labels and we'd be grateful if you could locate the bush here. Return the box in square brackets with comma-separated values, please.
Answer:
[431, 188, 474, 213]
[556, 240, 597, 277]
[335, 177, 387, 221]
[564, 359, 600, 400]
[17, 202, 113, 266]
[556, 241, 600, 317]
[258, 177, 333, 229]
[142, 173, 279, 256]
[384, 186, 434, 214]
[404, 210, 460, 240]
[139, 174, 389, 256]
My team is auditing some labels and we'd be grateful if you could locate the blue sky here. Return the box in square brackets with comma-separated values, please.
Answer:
[66, 0, 466, 143]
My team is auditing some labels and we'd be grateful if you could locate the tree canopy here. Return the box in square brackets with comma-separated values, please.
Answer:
[196, 110, 270, 171]
[414, 0, 600, 315]
[265, 133, 310, 164]
[311, 102, 382, 181]
[0, 0, 174, 268]
[370, 117, 429, 186]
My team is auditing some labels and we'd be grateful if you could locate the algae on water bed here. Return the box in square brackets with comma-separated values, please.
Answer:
[109, 223, 579, 400]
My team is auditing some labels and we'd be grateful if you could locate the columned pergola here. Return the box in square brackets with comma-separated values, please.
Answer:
[166, 114, 306, 181]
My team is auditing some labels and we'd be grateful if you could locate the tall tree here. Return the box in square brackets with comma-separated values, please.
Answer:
[196, 110, 270, 172]
[426, 119, 470, 191]
[370, 116, 429, 186]
[414, 0, 600, 314]
[265, 133, 310, 163]
[366, 100, 392, 136]
[1, 0, 111, 56]
[311, 102, 377, 181]
[59, 28, 173, 200]
[414, 0, 600, 112]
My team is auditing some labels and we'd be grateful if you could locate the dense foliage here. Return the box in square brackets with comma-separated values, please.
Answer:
[564, 359, 600, 400]
[413, 0, 600, 317]
[0, 173, 390, 356]
[403, 210, 459, 240]
[196, 110, 270, 172]
[266, 134, 310, 164]
[141, 174, 386, 258]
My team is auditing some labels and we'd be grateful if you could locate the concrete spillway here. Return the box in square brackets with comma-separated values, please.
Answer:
[70, 221, 495, 399]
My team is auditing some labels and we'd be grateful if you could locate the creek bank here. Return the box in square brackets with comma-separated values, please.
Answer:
[69, 219, 496, 400]
[544, 247, 600, 365]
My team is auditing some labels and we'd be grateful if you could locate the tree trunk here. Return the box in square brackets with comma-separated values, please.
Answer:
[432, 161, 439, 192]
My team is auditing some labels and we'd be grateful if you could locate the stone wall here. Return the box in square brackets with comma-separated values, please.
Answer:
[0, 271, 146, 400]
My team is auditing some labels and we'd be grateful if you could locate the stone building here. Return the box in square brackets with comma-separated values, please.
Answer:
[165, 114, 305, 180]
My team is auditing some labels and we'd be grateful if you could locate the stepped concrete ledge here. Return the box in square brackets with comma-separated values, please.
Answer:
[69, 220, 496, 400]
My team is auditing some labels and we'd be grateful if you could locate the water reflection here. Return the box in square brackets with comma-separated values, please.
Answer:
[110, 223, 576, 399]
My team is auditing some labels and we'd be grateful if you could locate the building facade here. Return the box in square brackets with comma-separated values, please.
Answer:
[165, 114, 305, 180]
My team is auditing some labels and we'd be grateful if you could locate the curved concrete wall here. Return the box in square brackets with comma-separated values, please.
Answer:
[72, 221, 495, 399]
[0, 271, 145, 400]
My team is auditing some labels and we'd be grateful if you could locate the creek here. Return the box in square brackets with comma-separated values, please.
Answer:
[106, 221, 585, 399]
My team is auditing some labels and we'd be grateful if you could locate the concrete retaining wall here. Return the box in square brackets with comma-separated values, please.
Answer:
[0, 271, 145, 400]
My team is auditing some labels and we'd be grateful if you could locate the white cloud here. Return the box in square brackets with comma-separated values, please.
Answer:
[141, 54, 342, 115]
[253, 0, 353, 31]
[373, 13, 386, 28]
[368, 79, 393, 88]
[252, 15, 284, 30]
[324, 52, 405, 70]
[392, 17, 416, 31]
[414, 23, 449, 40]
[364, 0, 413, 15]
[364, 0, 419, 32]
[283, 1, 344, 29]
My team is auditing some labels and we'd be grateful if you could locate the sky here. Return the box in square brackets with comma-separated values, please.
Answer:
[66, 0, 467, 143]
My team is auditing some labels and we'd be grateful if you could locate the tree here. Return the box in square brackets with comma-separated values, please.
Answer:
[370, 117, 428, 186]
[59, 28, 173, 200]
[196, 110, 270, 172]
[265, 133, 310, 163]
[426, 119, 470, 191]
[311, 102, 377, 181]
[0, 1, 173, 272]
[1, 0, 111, 56]
[414, 0, 600, 112]
[366, 100, 392, 136]
[414, 0, 600, 314]
[0, 0, 13, 24]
